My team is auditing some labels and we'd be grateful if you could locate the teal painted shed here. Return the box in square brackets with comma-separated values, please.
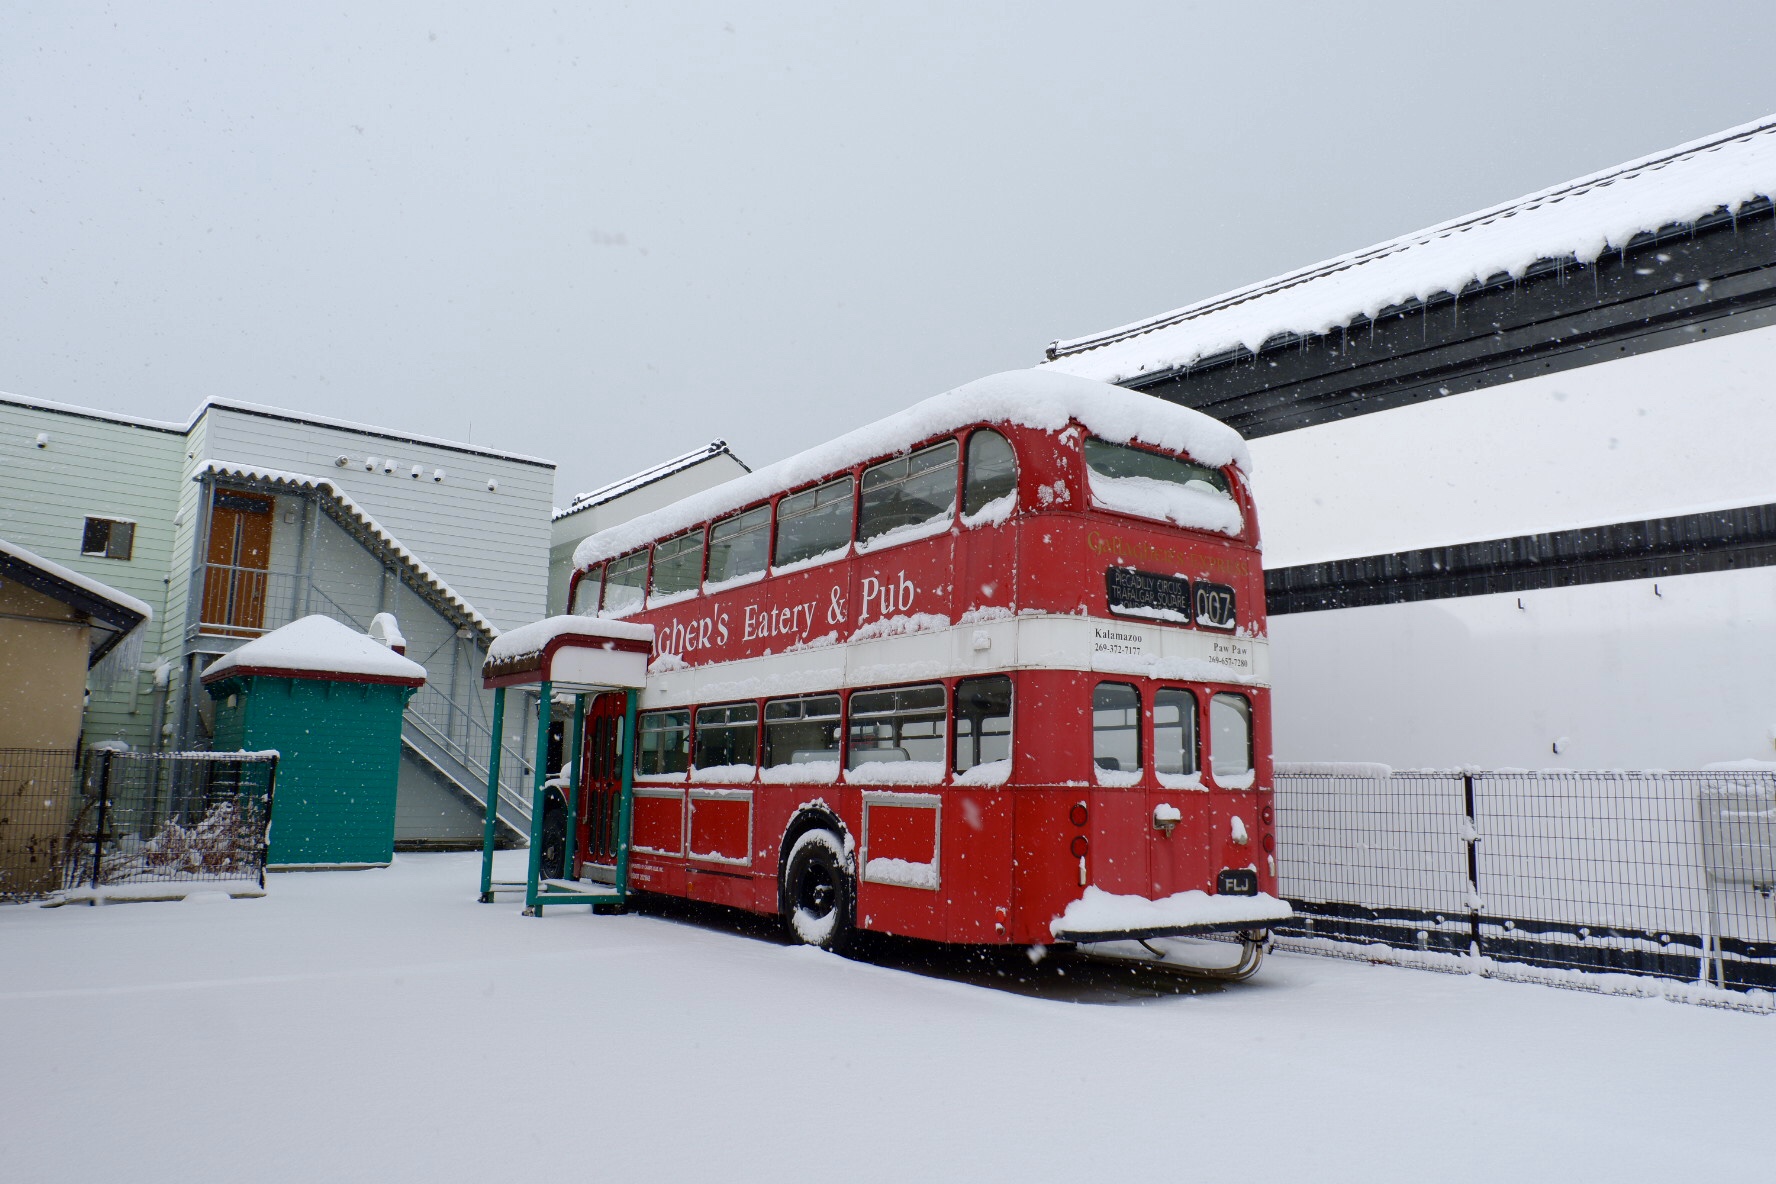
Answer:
[203, 615, 427, 868]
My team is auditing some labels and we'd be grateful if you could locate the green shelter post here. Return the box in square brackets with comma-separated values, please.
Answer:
[525, 681, 553, 915]
[565, 693, 586, 877]
[478, 685, 506, 903]
[615, 688, 638, 896]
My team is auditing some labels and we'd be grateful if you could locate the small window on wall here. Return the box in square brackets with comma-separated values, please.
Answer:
[963, 430, 1018, 518]
[858, 440, 958, 546]
[650, 528, 705, 600]
[694, 702, 758, 769]
[602, 549, 649, 615]
[1092, 682, 1142, 774]
[764, 694, 842, 767]
[81, 517, 135, 560]
[1154, 688, 1198, 781]
[571, 564, 604, 615]
[708, 505, 770, 586]
[954, 675, 1012, 773]
[636, 710, 690, 776]
[1210, 692, 1254, 787]
[847, 683, 947, 768]
[774, 476, 854, 568]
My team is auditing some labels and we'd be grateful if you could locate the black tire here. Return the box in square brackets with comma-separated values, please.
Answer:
[782, 829, 853, 952]
[537, 793, 567, 882]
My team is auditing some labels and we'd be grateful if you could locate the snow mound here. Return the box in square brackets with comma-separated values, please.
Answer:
[203, 615, 427, 684]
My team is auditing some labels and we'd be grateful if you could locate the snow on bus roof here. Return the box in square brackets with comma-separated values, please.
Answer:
[571, 369, 1248, 570]
[1043, 114, 1776, 385]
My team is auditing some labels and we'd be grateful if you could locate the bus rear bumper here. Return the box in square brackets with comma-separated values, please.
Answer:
[1048, 887, 1292, 944]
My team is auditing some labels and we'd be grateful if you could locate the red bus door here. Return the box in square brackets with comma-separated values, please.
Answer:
[575, 693, 627, 878]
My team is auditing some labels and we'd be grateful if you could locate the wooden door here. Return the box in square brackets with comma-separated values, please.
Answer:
[201, 490, 275, 636]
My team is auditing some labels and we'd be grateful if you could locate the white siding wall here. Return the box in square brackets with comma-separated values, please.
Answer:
[1249, 321, 1776, 769]
[197, 406, 554, 629]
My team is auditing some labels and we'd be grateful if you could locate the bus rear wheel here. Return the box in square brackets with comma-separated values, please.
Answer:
[783, 829, 853, 953]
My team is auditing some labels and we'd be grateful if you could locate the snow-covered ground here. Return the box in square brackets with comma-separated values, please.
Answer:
[2, 853, 1768, 1183]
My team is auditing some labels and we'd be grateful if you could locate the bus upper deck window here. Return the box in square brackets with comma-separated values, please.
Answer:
[764, 694, 842, 767]
[650, 528, 705, 600]
[963, 429, 1018, 518]
[1210, 692, 1254, 787]
[848, 684, 947, 768]
[774, 476, 854, 569]
[694, 702, 758, 770]
[708, 504, 770, 587]
[636, 709, 690, 776]
[603, 549, 649, 615]
[1154, 688, 1198, 777]
[571, 563, 604, 615]
[1082, 437, 1243, 536]
[1092, 682, 1142, 774]
[954, 675, 1012, 773]
[858, 440, 958, 545]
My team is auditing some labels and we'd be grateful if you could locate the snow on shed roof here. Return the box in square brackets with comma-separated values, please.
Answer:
[556, 441, 749, 522]
[0, 537, 153, 668]
[198, 460, 499, 638]
[1043, 114, 1776, 385]
[0, 537, 153, 623]
[203, 615, 427, 686]
[571, 369, 1250, 570]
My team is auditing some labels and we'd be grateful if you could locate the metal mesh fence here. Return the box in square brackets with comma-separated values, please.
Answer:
[0, 748, 278, 902]
[1275, 766, 1776, 992]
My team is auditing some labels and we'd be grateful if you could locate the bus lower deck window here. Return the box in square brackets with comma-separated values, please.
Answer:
[694, 702, 758, 769]
[708, 504, 770, 585]
[1210, 692, 1253, 784]
[1154, 688, 1198, 776]
[954, 675, 1012, 772]
[774, 476, 854, 568]
[636, 710, 690, 776]
[848, 684, 947, 768]
[859, 439, 958, 544]
[1093, 682, 1141, 773]
[764, 694, 842, 767]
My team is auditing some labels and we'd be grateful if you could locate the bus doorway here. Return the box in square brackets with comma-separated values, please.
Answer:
[575, 692, 627, 879]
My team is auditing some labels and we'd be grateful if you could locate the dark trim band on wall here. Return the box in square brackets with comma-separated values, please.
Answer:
[1265, 502, 1776, 615]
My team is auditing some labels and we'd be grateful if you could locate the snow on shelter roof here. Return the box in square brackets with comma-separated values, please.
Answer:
[202, 615, 428, 686]
[483, 615, 655, 684]
[572, 369, 1248, 570]
[1043, 114, 1776, 385]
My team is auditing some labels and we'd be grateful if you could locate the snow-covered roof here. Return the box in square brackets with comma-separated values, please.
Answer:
[198, 460, 499, 638]
[203, 614, 428, 686]
[0, 390, 553, 467]
[0, 537, 152, 665]
[1044, 114, 1776, 385]
[556, 441, 749, 522]
[572, 369, 1249, 570]
[486, 616, 655, 666]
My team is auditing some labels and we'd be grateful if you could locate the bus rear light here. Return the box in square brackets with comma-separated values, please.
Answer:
[1262, 832, 1275, 854]
[1069, 802, 1088, 827]
[1069, 835, 1089, 858]
[1261, 804, 1274, 826]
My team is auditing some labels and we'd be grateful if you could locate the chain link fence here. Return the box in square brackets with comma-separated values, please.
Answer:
[0, 748, 278, 903]
[1274, 766, 1776, 993]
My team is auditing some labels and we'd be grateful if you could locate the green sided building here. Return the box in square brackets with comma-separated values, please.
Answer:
[203, 615, 427, 868]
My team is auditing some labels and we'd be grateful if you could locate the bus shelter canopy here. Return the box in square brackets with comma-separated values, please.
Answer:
[481, 615, 654, 691]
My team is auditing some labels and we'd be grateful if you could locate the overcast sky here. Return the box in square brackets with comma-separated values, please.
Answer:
[6, 2, 1776, 504]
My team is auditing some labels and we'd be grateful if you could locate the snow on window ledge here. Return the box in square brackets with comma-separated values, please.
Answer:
[864, 857, 939, 890]
[960, 492, 1016, 529]
[759, 761, 840, 785]
[1156, 771, 1205, 791]
[690, 764, 758, 783]
[770, 544, 851, 578]
[955, 759, 1010, 786]
[854, 513, 954, 555]
[1087, 471, 1243, 537]
[845, 761, 946, 786]
[1094, 767, 1143, 788]
[1214, 769, 1256, 791]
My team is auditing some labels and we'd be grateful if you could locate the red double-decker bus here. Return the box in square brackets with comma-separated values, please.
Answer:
[557, 369, 1287, 969]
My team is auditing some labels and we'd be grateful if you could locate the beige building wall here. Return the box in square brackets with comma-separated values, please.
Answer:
[0, 579, 90, 749]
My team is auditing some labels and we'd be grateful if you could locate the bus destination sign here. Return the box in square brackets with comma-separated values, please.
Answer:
[1106, 566, 1237, 631]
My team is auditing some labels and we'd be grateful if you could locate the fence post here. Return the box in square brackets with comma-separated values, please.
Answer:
[1464, 771, 1482, 959]
[90, 751, 113, 894]
[259, 754, 278, 890]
